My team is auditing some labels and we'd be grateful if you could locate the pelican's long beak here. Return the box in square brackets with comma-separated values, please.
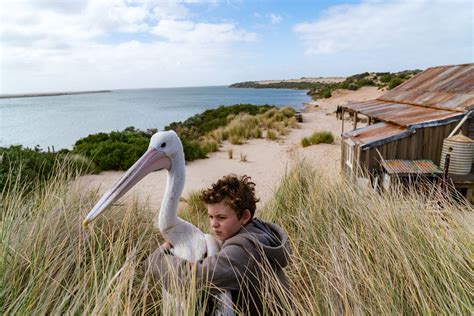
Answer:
[82, 147, 170, 228]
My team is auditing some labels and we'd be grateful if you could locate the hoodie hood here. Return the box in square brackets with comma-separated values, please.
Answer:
[233, 218, 290, 268]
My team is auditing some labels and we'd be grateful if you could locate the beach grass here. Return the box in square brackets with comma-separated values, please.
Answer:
[240, 152, 248, 162]
[1, 160, 471, 314]
[301, 131, 334, 147]
[211, 107, 295, 145]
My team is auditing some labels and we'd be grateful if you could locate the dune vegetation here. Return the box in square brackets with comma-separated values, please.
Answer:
[301, 131, 335, 147]
[0, 105, 297, 194]
[230, 70, 422, 99]
[1, 160, 471, 314]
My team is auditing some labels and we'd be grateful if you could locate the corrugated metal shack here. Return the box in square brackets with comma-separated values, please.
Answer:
[340, 63, 474, 200]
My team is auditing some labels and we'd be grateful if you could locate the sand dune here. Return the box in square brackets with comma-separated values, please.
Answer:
[78, 86, 384, 211]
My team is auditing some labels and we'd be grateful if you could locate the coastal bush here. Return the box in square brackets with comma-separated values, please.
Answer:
[201, 138, 219, 153]
[164, 104, 278, 160]
[165, 104, 274, 135]
[73, 127, 152, 171]
[0, 145, 94, 193]
[209, 107, 295, 145]
[266, 130, 277, 140]
[229, 135, 243, 145]
[301, 131, 334, 147]
[301, 137, 311, 147]
[388, 77, 404, 90]
[1, 160, 471, 314]
[309, 131, 334, 144]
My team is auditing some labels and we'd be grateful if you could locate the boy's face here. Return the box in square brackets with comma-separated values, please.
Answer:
[207, 202, 250, 241]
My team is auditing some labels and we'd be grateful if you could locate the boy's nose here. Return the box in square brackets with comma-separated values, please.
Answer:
[211, 219, 219, 228]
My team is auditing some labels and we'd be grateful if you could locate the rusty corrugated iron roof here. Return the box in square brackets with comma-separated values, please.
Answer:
[344, 99, 465, 128]
[395, 64, 474, 95]
[379, 64, 474, 111]
[382, 160, 442, 175]
[343, 122, 414, 149]
[343, 63, 473, 128]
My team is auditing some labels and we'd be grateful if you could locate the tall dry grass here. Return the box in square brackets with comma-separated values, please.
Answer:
[261, 161, 472, 315]
[207, 107, 296, 146]
[1, 160, 472, 314]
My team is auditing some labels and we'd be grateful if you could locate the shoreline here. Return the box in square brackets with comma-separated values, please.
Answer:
[0, 90, 111, 99]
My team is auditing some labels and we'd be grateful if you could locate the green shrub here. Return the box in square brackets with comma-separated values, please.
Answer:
[165, 104, 274, 135]
[266, 130, 277, 140]
[321, 89, 332, 98]
[301, 131, 334, 147]
[388, 77, 404, 89]
[0, 145, 94, 193]
[202, 139, 219, 153]
[309, 131, 334, 144]
[181, 138, 208, 161]
[301, 137, 311, 147]
[229, 135, 243, 145]
[73, 127, 150, 171]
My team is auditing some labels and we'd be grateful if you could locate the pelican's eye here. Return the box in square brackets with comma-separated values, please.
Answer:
[161, 142, 167, 148]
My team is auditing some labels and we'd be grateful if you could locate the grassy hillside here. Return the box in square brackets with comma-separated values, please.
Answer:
[1, 161, 471, 314]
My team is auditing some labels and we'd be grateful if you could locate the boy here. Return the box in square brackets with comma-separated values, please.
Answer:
[145, 174, 291, 315]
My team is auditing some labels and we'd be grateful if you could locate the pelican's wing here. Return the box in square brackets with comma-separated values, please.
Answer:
[163, 218, 207, 261]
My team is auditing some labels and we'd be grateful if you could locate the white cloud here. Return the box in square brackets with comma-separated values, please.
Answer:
[152, 19, 256, 43]
[269, 13, 282, 25]
[294, 0, 472, 60]
[0, 0, 257, 93]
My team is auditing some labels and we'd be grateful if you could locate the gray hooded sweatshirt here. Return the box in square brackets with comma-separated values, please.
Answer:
[145, 218, 291, 315]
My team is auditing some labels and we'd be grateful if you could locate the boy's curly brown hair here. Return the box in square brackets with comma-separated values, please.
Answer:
[201, 174, 260, 219]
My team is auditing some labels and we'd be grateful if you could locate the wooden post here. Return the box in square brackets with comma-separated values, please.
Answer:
[341, 108, 345, 133]
[353, 112, 358, 130]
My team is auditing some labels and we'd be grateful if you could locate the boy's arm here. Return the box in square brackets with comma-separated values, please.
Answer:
[145, 241, 257, 291]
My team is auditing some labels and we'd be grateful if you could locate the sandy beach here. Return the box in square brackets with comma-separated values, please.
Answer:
[78, 86, 384, 210]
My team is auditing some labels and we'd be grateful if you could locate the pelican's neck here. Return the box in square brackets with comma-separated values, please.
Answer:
[157, 151, 185, 232]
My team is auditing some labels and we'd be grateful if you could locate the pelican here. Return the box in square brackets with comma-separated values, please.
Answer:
[83, 130, 233, 315]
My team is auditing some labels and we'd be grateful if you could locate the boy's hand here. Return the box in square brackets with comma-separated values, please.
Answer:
[161, 241, 173, 250]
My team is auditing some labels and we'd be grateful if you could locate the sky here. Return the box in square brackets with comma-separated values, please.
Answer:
[1, 0, 472, 94]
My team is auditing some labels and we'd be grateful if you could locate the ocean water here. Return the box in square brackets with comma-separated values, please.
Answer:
[0, 86, 310, 150]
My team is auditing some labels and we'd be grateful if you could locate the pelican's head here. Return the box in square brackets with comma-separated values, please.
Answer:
[82, 130, 184, 228]
[149, 130, 184, 162]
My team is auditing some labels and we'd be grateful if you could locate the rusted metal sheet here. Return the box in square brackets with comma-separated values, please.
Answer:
[344, 100, 465, 128]
[379, 91, 474, 111]
[382, 159, 442, 175]
[342, 122, 414, 149]
[381, 64, 474, 111]
[396, 64, 474, 93]
[343, 63, 473, 127]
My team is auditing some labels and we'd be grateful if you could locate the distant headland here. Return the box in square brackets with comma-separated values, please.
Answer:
[0, 90, 111, 99]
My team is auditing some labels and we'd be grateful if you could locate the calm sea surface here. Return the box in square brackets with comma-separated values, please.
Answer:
[0, 86, 310, 150]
